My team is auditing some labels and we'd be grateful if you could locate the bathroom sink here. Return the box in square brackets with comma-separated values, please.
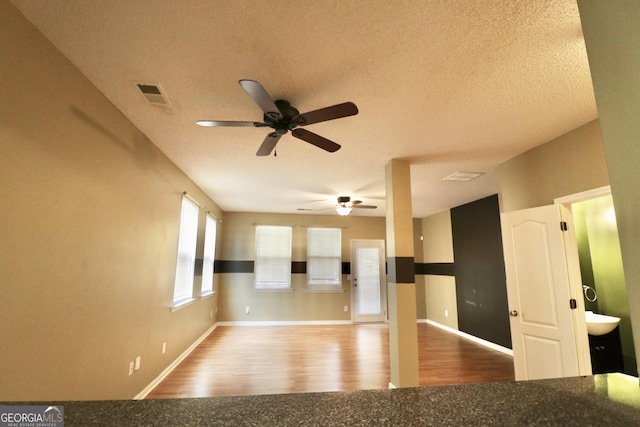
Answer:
[585, 311, 620, 336]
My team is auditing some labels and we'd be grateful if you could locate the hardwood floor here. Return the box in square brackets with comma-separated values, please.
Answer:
[146, 323, 515, 399]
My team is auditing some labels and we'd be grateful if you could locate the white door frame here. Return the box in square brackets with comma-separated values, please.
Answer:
[553, 185, 612, 375]
[350, 239, 387, 323]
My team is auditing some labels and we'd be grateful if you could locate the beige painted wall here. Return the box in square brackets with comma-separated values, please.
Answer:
[578, 0, 640, 375]
[422, 210, 454, 263]
[425, 276, 458, 329]
[497, 120, 608, 213]
[413, 218, 427, 319]
[218, 212, 387, 321]
[421, 210, 458, 328]
[0, 2, 222, 401]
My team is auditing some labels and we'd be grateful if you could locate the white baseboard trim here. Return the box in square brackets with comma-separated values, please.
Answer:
[216, 320, 353, 326]
[134, 323, 218, 400]
[425, 319, 513, 356]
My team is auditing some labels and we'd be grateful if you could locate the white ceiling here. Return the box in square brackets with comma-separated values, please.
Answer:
[11, 0, 597, 218]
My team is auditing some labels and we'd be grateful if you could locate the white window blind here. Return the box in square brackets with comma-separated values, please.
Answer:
[201, 214, 217, 296]
[307, 227, 342, 289]
[172, 197, 199, 305]
[254, 225, 292, 289]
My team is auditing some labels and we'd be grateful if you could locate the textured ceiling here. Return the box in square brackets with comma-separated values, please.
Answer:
[11, 0, 597, 217]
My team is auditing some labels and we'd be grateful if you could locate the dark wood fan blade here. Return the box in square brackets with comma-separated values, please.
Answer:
[351, 200, 376, 209]
[196, 120, 265, 127]
[291, 128, 341, 153]
[297, 102, 358, 126]
[297, 207, 332, 212]
[256, 132, 281, 156]
[239, 80, 282, 120]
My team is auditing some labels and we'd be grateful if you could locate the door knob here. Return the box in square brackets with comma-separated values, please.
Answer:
[509, 310, 518, 317]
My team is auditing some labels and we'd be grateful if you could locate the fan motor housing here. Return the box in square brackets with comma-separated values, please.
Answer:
[262, 100, 304, 134]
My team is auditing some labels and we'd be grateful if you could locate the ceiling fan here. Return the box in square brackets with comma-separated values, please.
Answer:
[197, 80, 358, 156]
[336, 196, 377, 216]
[299, 196, 377, 216]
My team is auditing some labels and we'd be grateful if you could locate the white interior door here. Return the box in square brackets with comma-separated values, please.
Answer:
[350, 239, 386, 323]
[501, 204, 590, 380]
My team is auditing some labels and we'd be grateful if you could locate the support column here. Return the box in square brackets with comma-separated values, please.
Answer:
[385, 159, 419, 388]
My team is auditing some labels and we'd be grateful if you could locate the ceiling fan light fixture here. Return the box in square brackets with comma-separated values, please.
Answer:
[336, 206, 352, 216]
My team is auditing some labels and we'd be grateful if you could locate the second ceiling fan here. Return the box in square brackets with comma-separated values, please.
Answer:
[197, 80, 358, 156]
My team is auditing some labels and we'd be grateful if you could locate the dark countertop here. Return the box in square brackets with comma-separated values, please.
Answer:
[5, 374, 640, 426]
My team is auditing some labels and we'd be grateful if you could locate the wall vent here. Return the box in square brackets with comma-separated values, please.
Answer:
[135, 82, 170, 106]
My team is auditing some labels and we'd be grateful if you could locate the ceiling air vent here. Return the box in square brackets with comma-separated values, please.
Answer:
[443, 171, 484, 182]
[135, 82, 169, 106]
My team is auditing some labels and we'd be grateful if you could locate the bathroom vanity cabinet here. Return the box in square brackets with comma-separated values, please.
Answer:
[589, 326, 624, 374]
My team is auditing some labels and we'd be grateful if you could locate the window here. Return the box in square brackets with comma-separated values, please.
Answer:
[254, 225, 292, 289]
[200, 214, 217, 296]
[172, 196, 199, 307]
[307, 227, 342, 290]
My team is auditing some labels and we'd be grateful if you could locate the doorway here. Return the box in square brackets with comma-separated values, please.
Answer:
[350, 239, 387, 323]
[556, 186, 636, 375]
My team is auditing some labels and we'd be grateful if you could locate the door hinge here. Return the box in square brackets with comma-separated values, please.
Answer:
[560, 221, 568, 231]
[569, 298, 577, 309]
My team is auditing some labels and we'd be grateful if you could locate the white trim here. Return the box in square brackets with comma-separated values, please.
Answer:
[181, 191, 201, 207]
[170, 297, 195, 312]
[554, 185, 611, 205]
[216, 320, 353, 327]
[134, 324, 218, 400]
[199, 291, 215, 300]
[426, 319, 513, 356]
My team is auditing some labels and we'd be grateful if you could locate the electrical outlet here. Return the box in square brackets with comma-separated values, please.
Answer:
[445, 309, 449, 317]
[135, 356, 141, 371]
[210, 310, 213, 318]
[162, 342, 166, 354]
[128, 362, 134, 376]
[245, 305, 250, 314]
[344, 305, 348, 312]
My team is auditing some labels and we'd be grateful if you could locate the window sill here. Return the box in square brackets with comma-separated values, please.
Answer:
[304, 288, 345, 293]
[170, 297, 196, 312]
[253, 287, 293, 292]
[199, 291, 215, 300]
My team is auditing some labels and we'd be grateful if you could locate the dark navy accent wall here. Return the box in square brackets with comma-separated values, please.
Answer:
[342, 262, 351, 275]
[417, 262, 455, 276]
[450, 194, 511, 349]
[291, 261, 306, 274]
[215, 260, 254, 273]
[388, 257, 415, 283]
[215, 261, 352, 275]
